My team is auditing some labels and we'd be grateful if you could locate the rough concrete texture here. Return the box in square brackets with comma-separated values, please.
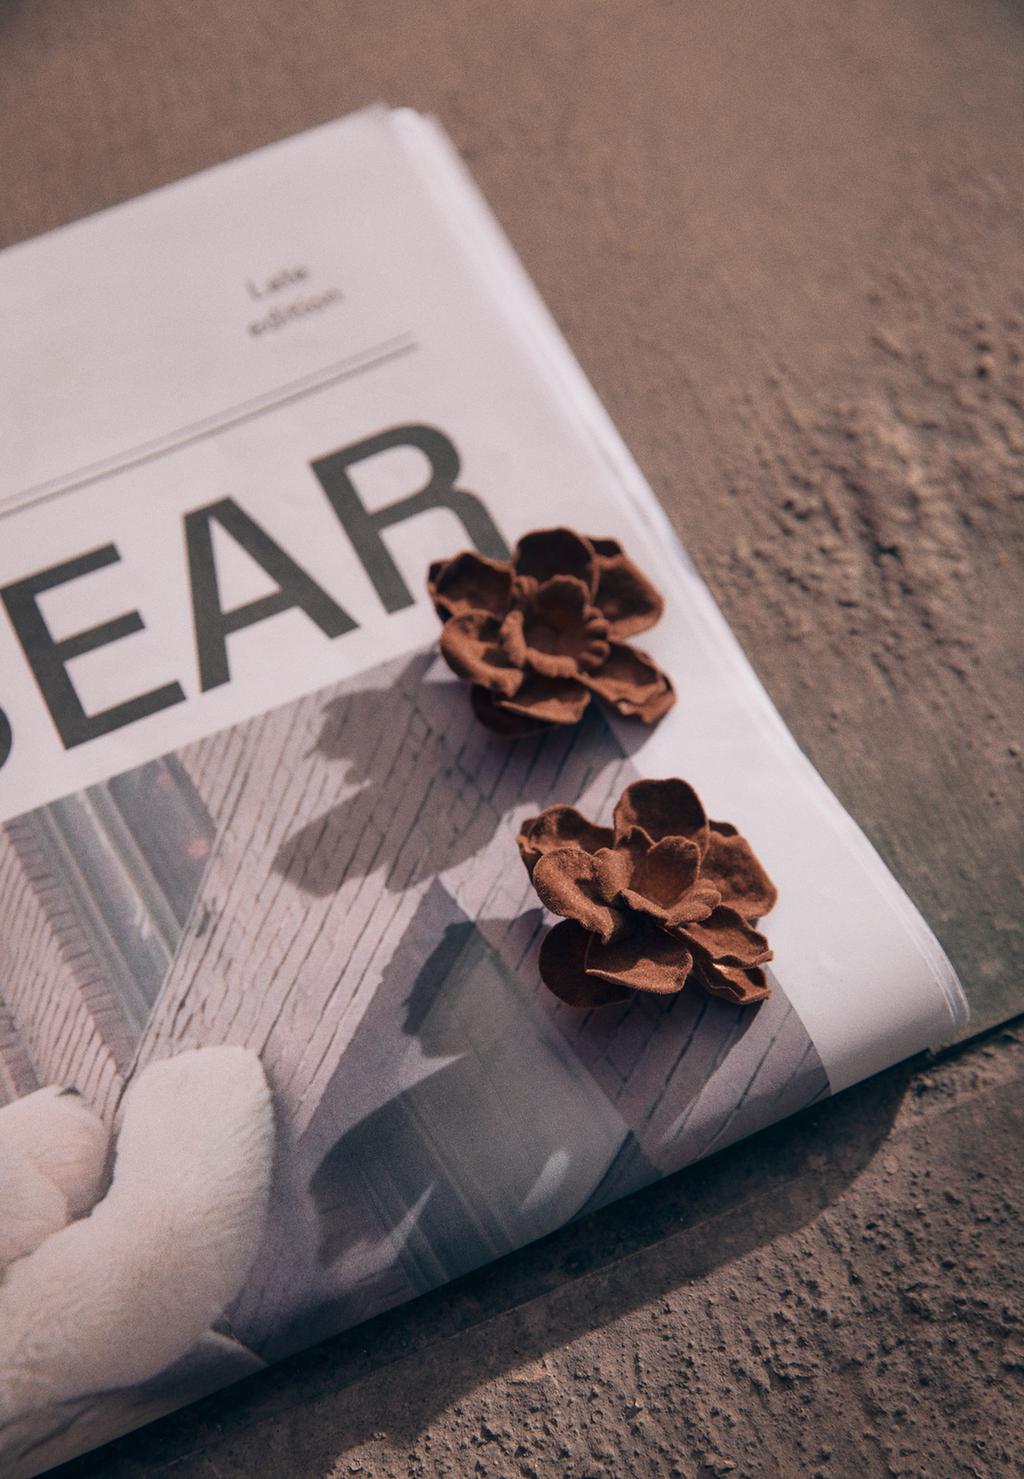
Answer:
[2, 0, 1021, 1475]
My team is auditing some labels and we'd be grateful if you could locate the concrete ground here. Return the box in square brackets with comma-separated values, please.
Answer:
[4, 1, 1022, 1475]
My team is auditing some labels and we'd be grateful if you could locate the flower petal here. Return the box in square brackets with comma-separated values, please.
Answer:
[498, 607, 529, 667]
[532, 848, 627, 944]
[588, 537, 624, 559]
[428, 551, 513, 620]
[440, 612, 523, 696]
[683, 906, 772, 967]
[693, 958, 772, 1006]
[498, 672, 592, 726]
[591, 845, 638, 901]
[666, 880, 722, 926]
[517, 806, 614, 875]
[626, 836, 701, 909]
[592, 543, 664, 638]
[470, 685, 551, 737]
[581, 643, 675, 724]
[513, 527, 597, 595]
[612, 824, 656, 869]
[539, 920, 630, 1008]
[506, 576, 610, 678]
[701, 830, 778, 920]
[584, 919, 693, 995]
[612, 777, 708, 851]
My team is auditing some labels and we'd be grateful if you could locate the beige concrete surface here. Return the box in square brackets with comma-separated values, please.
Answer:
[2, 1, 1021, 1474]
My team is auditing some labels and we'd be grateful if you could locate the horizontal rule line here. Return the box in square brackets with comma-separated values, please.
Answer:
[0, 334, 420, 521]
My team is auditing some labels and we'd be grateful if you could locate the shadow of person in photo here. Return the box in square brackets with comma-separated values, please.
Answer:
[272, 651, 636, 898]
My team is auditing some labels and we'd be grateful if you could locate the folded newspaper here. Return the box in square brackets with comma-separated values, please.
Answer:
[0, 108, 967, 1476]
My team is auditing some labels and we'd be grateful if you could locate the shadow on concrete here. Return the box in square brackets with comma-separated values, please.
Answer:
[51, 1050, 914, 1476]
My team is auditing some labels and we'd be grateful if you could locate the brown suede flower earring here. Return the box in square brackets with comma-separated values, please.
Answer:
[428, 527, 674, 736]
[518, 778, 777, 1009]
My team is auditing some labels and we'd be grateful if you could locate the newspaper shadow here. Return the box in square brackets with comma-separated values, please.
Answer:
[273, 652, 642, 897]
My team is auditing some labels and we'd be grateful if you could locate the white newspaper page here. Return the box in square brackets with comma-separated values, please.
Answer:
[0, 108, 965, 1476]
